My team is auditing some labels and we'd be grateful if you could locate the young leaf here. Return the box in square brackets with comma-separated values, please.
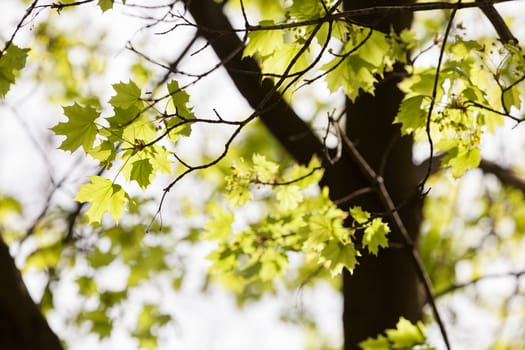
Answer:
[166, 80, 194, 136]
[51, 103, 100, 152]
[359, 317, 429, 350]
[242, 21, 283, 58]
[323, 56, 377, 102]
[441, 146, 481, 178]
[130, 159, 153, 189]
[0, 44, 29, 97]
[167, 80, 194, 118]
[359, 335, 390, 350]
[385, 317, 426, 348]
[321, 240, 358, 277]
[252, 153, 279, 182]
[362, 218, 390, 255]
[98, 0, 114, 12]
[275, 185, 303, 211]
[394, 95, 427, 134]
[203, 204, 234, 241]
[350, 206, 371, 225]
[109, 80, 142, 109]
[75, 176, 127, 223]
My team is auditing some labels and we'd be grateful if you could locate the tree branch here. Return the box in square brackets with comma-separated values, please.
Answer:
[435, 270, 525, 297]
[339, 127, 451, 350]
[475, 0, 518, 44]
[418, 156, 525, 196]
[184, 0, 322, 165]
[479, 158, 525, 195]
[184, 0, 359, 204]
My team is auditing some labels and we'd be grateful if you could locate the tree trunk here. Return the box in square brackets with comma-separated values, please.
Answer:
[0, 234, 63, 350]
[186, 0, 424, 348]
[342, 70, 424, 349]
[342, 1, 424, 348]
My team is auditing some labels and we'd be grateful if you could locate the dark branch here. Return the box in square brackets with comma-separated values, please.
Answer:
[436, 270, 525, 297]
[184, 0, 323, 165]
[479, 158, 525, 195]
[475, 0, 518, 44]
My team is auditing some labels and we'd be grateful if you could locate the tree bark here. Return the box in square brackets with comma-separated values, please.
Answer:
[342, 1, 424, 348]
[0, 234, 63, 350]
[343, 68, 424, 349]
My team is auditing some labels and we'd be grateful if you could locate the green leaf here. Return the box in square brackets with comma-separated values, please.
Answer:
[24, 243, 63, 271]
[441, 146, 481, 178]
[243, 21, 283, 58]
[359, 31, 389, 67]
[323, 56, 377, 102]
[362, 218, 390, 255]
[130, 158, 153, 189]
[0, 44, 29, 97]
[167, 80, 193, 118]
[385, 317, 426, 348]
[106, 105, 141, 130]
[132, 304, 171, 350]
[350, 206, 370, 224]
[51, 103, 100, 152]
[87, 247, 115, 268]
[252, 153, 279, 182]
[150, 145, 172, 174]
[98, 0, 114, 12]
[502, 86, 521, 112]
[359, 335, 390, 350]
[166, 80, 194, 136]
[75, 176, 127, 223]
[203, 204, 234, 241]
[80, 310, 112, 339]
[76, 276, 98, 297]
[88, 140, 117, 166]
[394, 95, 427, 134]
[0, 195, 22, 220]
[275, 185, 303, 211]
[289, 0, 324, 20]
[321, 240, 358, 277]
[109, 80, 142, 109]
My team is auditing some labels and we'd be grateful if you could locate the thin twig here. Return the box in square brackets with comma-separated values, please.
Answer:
[419, 0, 462, 192]
[339, 127, 452, 350]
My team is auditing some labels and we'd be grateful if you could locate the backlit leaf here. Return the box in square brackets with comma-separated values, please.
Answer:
[350, 206, 370, 225]
[362, 218, 390, 255]
[385, 317, 426, 348]
[109, 80, 142, 109]
[130, 158, 153, 189]
[75, 176, 127, 223]
[321, 240, 358, 277]
[51, 103, 100, 152]
[394, 95, 427, 134]
[0, 44, 29, 97]
[98, 0, 114, 12]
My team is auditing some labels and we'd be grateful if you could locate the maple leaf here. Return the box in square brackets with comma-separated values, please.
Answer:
[109, 80, 142, 109]
[349, 206, 371, 224]
[394, 95, 427, 134]
[130, 159, 153, 189]
[0, 44, 29, 97]
[385, 317, 426, 348]
[51, 103, 100, 152]
[362, 218, 390, 255]
[321, 240, 358, 277]
[98, 0, 114, 12]
[75, 176, 127, 223]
